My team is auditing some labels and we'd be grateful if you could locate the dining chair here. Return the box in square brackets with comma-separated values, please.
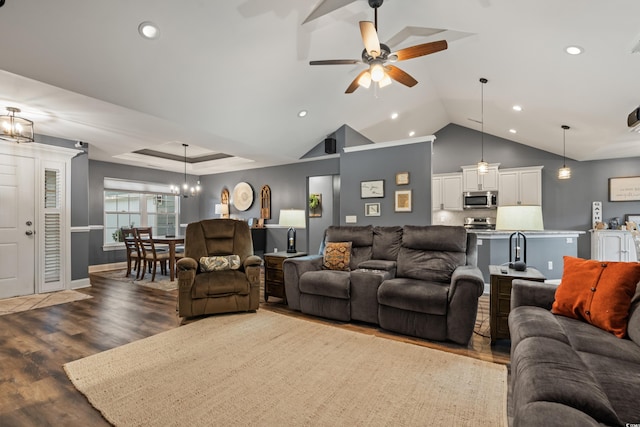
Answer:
[135, 227, 170, 281]
[122, 227, 140, 278]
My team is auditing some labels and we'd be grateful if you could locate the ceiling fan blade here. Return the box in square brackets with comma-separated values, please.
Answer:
[359, 21, 381, 58]
[386, 65, 418, 87]
[310, 59, 361, 65]
[345, 70, 369, 94]
[394, 40, 448, 61]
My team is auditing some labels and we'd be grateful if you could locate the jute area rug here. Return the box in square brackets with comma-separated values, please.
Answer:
[93, 268, 178, 292]
[65, 311, 507, 426]
[0, 289, 91, 316]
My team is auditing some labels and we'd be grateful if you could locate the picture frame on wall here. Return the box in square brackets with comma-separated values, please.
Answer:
[395, 172, 409, 185]
[395, 190, 412, 212]
[609, 176, 640, 202]
[364, 203, 381, 217]
[625, 214, 640, 225]
[360, 180, 385, 198]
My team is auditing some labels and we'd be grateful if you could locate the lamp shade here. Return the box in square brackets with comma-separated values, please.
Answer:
[279, 209, 306, 228]
[495, 205, 544, 231]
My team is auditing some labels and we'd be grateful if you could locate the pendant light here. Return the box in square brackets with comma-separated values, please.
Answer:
[170, 144, 202, 197]
[477, 78, 489, 174]
[0, 107, 34, 143]
[558, 125, 571, 180]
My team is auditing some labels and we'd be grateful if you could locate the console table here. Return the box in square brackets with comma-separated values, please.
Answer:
[264, 251, 306, 303]
[489, 265, 546, 344]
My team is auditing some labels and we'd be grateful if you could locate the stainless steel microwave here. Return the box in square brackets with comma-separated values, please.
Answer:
[463, 191, 498, 209]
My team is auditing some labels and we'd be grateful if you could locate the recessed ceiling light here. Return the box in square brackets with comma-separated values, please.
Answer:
[297, 110, 307, 118]
[409, 131, 415, 137]
[391, 112, 399, 120]
[509, 129, 517, 134]
[512, 105, 522, 112]
[138, 21, 160, 40]
[565, 45, 583, 55]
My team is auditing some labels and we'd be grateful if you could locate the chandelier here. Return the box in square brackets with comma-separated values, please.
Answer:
[0, 107, 34, 143]
[170, 143, 201, 198]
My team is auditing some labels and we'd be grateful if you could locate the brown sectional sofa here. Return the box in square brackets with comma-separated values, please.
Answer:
[283, 224, 485, 345]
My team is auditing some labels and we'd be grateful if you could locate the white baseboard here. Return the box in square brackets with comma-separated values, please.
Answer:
[71, 278, 91, 289]
[88, 262, 127, 273]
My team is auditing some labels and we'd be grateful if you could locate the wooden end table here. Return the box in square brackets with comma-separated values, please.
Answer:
[489, 265, 546, 344]
[263, 251, 307, 303]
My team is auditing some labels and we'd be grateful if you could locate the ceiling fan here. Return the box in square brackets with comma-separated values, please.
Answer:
[309, 0, 448, 93]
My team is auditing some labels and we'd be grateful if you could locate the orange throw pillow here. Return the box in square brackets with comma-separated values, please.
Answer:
[552, 256, 640, 338]
[323, 241, 352, 271]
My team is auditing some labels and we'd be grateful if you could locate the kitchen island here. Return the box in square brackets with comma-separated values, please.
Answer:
[471, 230, 585, 282]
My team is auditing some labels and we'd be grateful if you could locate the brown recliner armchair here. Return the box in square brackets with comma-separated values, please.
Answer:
[177, 219, 262, 318]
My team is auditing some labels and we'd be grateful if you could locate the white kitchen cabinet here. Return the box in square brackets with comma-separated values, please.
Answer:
[498, 166, 543, 206]
[432, 173, 463, 211]
[461, 164, 499, 192]
[590, 230, 638, 262]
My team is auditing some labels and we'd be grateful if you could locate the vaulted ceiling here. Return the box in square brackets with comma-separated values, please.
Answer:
[1, 0, 640, 174]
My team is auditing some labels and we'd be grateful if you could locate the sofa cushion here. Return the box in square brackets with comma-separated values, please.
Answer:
[508, 306, 571, 348]
[514, 402, 602, 427]
[191, 270, 250, 298]
[578, 351, 640, 423]
[377, 278, 448, 315]
[199, 255, 241, 272]
[401, 225, 467, 253]
[511, 336, 621, 426]
[397, 247, 466, 283]
[326, 225, 373, 270]
[323, 241, 352, 271]
[372, 226, 402, 261]
[551, 256, 640, 338]
[300, 270, 350, 299]
[555, 315, 640, 365]
[628, 283, 640, 346]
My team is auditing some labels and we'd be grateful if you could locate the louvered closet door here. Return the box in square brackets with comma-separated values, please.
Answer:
[0, 154, 35, 298]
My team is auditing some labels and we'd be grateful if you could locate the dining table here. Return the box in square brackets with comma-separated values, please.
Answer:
[153, 235, 185, 281]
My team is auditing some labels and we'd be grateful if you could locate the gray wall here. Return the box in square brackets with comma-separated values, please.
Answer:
[198, 158, 340, 254]
[87, 160, 201, 266]
[433, 124, 640, 258]
[340, 140, 432, 226]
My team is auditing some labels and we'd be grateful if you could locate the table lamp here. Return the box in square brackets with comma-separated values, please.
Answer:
[214, 203, 229, 218]
[495, 205, 544, 271]
[279, 209, 306, 253]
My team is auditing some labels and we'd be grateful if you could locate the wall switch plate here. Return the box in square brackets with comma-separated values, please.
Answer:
[345, 215, 357, 223]
[477, 239, 483, 245]
[566, 237, 573, 243]
[548, 261, 553, 270]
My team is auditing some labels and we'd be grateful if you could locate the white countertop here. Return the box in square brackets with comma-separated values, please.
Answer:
[470, 230, 585, 239]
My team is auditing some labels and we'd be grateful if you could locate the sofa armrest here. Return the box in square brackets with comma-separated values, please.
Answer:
[447, 265, 485, 344]
[449, 265, 485, 300]
[510, 279, 558, 311]
[177, 257, 198, 317]
[244, 255, 263, 269]
[282, 255, 323, 311]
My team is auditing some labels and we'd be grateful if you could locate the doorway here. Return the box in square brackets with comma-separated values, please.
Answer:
[0, 153, 36, 298]
[308, 174, 340, 254]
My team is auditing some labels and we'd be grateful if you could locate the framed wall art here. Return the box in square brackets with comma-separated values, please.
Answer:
[395, 172, 409, 185]
[360, 180, 385, 198]
[609, 176, 640, 202]
[364, 203, 381, 217]
[395, 190, 412, 212]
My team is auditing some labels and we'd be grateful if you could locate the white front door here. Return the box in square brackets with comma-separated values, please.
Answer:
[0, 153, 35, 298]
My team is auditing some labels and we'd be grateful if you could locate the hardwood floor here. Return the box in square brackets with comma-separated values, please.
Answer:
[0, 273, 510, 426]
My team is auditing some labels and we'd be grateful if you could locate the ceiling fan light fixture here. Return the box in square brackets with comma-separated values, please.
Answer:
[370, 62, 385, 82]
[357, 71, 372, 88]
[378, 74, 392, 88]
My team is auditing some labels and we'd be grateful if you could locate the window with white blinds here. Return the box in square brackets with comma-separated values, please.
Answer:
[44, 169, 62, 283]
